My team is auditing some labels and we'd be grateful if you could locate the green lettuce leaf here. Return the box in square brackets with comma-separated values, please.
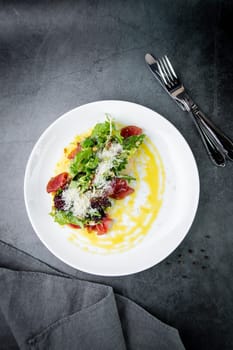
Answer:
[122, 134, 145, 151]
[69, 149, 98, 178]
[52, 210, 84, 228]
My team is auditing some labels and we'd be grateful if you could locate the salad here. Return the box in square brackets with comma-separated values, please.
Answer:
[46, 116, 145, 235]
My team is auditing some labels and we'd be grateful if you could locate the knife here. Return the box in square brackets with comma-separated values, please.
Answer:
[145, 52, 229, 166]
[145, 53, 186, 111]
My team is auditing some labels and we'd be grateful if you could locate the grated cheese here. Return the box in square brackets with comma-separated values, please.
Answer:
[62, 188, 92, 218]
[94, 143, 122, 188]
[62, 143, 122, 219]
[98, 143, 122, 161]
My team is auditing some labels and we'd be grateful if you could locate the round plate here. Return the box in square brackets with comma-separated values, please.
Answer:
[24, 100, 199, 276]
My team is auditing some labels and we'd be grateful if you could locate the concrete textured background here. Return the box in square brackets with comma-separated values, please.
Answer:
[0, 1, 233, 349]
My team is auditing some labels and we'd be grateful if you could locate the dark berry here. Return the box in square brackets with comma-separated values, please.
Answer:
[90, 197, 111, 210]
[54, 193, 65, 210]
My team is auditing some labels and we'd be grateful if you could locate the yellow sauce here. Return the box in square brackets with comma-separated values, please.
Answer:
[54, 129, 165, 254]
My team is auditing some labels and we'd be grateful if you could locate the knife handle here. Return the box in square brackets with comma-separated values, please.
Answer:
[191, 104, 233, 161]
[190, 110, 226, 167]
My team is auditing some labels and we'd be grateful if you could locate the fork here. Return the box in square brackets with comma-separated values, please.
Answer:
[157, 55, 233, 167]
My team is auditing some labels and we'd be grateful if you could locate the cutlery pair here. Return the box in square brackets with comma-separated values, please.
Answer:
[145, 53, 233, 167]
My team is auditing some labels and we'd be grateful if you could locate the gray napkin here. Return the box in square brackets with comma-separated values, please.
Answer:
[0, 240, 185, 350]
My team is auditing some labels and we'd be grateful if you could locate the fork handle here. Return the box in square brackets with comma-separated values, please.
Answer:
[189, 109, 226, 167]
[191, 104, 233, 161]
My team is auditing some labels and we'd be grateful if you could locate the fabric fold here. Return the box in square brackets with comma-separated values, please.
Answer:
[28, 287, 126, 350]
[116, 294, 184, 350]
[0, 240, 185, 350]
[0, 269, 125, 350]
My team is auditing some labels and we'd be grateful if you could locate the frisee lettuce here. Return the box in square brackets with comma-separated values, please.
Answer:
[68, 117, 145, 193]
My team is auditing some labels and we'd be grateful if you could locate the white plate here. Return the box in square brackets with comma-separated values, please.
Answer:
[24, 100, 199, 276]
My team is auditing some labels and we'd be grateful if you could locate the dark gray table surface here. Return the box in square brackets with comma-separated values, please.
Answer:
[0, 1, 233, 349]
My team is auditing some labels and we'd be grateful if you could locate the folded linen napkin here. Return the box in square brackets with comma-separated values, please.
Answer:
[0, 240, 185, 350]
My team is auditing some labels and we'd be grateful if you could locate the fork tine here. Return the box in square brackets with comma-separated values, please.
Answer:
[157, 60, 168, 85]
[161, 57, 173, 83]
[160, 59, 172, 85]
[165, 55, 177, 79]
